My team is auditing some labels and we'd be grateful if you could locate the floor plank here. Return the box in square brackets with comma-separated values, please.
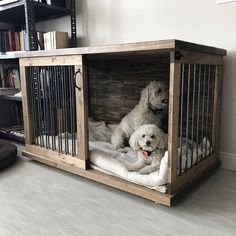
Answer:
[0, 141, 236, 236]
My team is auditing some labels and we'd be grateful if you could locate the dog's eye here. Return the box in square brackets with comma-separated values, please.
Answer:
[157, 89, 161, 93]
[142, 135, 145, 138]
[151, 135, 155, 139]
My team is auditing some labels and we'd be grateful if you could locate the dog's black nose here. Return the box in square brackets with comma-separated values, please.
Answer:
[146, 141, 151, 146]
[161, 98, 168, 104]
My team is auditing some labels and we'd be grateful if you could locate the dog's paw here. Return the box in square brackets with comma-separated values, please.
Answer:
[125, 165, 137, 172]
[138, 169, 150, 174]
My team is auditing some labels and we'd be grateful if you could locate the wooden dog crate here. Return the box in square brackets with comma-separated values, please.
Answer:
[19, 40, 226, 206]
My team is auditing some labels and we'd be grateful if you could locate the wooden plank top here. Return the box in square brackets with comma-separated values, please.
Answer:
[13, 39, 226, 59]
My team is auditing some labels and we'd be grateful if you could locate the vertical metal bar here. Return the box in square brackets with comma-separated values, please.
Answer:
[54, 66, 60, 152]
[57, 67, 62, 153]
[44, 66, 49, 149]
[70, 66, 76, 156]
[196, 65, 201, 163]
[60, 66, 66, 154]
[185, 64, 191, 171]
[209, 66, 216, 155]
[64, 66, 69, 155]
[190, 64, 196, 167]
[179, 63, 185, 175]
[29, 68, 36, 144]
[36, 67, 43, 147]
[205, 65, 211, 158]
[48, 66, 54, 150]
[200, 65, 207, 161]
[50, 66, 56, 151]
[68, 66, 73, 155]
[33, 70, 39, 146]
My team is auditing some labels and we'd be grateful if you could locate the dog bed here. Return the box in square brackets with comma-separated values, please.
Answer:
[37, 119, 211, 193]
[0, 140, 17, 170]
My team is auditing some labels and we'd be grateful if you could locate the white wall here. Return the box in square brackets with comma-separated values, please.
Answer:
[38, 0, 236, 170]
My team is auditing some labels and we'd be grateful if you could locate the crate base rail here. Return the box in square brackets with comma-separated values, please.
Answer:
[23, 149, 220, 206]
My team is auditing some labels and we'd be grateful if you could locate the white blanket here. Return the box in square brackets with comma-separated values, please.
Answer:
[37, 119, 211, 193]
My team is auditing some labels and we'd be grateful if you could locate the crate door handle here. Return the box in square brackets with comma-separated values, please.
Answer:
[74, 68, 81, 91]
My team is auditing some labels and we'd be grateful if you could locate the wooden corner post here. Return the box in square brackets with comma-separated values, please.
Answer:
[75, 63, 89, 169]
[168, 51, 181, 192]
[20, 59, 33, 145]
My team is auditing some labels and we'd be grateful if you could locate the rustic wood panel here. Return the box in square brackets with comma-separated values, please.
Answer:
[167, 55, 181, 185]
[87, 57, 170, 123]
[16, 39, 226, 59]
[75, 65, 89, 167]
[20, 64, 33, 145]
[20, 55, 82, 66]
[175, 50, 223, 65]
[25, 144, 86, 169]
[170, 154, 220, 194]
[212, 66, 222, 154]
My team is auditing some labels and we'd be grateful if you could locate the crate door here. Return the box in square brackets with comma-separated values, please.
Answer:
[20, 56, 88, 170]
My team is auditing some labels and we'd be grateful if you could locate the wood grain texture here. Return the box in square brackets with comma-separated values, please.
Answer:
[20, 55, 82, 66]
[25, 144, 86, 169]
[175, 50, 223, 65]
[87, 57, 170, 123]
[15, 39, 226, 59]
[75, 65, 89, 166]
[19, 65, 33, 145]
[23, 150, 172, 206]
[167, 54, 181, 186]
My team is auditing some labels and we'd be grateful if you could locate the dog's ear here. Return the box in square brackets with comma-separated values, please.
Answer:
[158, 132, 168, 150]
[139, 84, 150, 107]
[129, 129, 140, 151]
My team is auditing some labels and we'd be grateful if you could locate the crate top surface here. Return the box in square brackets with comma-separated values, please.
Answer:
[10, 39, 227, 59]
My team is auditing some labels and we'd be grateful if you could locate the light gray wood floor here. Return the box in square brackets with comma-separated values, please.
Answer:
[0, 141, 236, 236]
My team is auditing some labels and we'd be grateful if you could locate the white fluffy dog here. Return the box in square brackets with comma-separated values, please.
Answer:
[126, 124, 167, 174]
[111, 80, 168, 150]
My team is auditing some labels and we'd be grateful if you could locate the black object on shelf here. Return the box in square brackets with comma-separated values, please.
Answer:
[0, 0, 77, 51]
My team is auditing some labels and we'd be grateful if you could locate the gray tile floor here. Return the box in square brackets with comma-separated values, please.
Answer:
[0, 142, 236, 236]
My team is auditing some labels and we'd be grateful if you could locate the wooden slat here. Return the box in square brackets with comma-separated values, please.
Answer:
[167, 52, 181, 186]
[20, 55, 82, 66]
[175, 50, 223, 65]
[175, 40, 226, 56]
[170, 154, 220, 194]
[25, 144, 86, 169]
[23, 150, 173, 206]
[15, 39, 226, 59]
[75, 65, 89, 167]
[19, 64, 33, 145]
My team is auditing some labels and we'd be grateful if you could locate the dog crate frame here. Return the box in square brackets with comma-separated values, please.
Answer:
[19, 40, 226, 206]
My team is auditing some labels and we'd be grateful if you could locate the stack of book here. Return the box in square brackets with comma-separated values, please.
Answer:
[0, 29, 44, 52]
[43, 31, 69, 50]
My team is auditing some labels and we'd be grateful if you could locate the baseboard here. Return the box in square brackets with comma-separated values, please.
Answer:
[219, 151, 236, 171]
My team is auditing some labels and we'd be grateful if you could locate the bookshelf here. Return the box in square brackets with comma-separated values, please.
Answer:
[0, 0, 77, 142]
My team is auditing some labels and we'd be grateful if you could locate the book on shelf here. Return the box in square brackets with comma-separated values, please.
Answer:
[0, 29, 45, 52]
[43, 31, 68, 50]
[0, 62, 20, 92]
